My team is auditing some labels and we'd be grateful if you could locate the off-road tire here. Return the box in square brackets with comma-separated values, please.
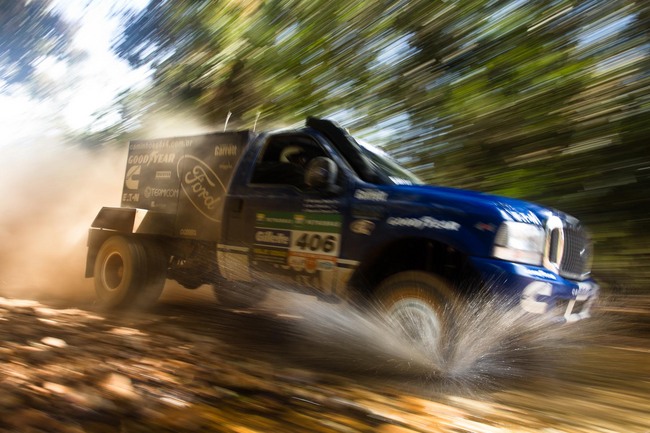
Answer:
[375, 271, 454, 349]
[138, 240, 168, 306]
[94, 236, 167, 309]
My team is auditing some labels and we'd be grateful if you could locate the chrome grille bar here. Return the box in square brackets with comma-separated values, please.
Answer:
[544, 216, 592, 281]
[560, 226, 592, 280]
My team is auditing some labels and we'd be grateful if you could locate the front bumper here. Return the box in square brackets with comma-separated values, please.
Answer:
[469, 257, 599, 323]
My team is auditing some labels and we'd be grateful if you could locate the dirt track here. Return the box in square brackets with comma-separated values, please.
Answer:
[1, 286, 649, 433]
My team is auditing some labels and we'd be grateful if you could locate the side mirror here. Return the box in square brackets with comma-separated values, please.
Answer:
[305, 157, 339, 192]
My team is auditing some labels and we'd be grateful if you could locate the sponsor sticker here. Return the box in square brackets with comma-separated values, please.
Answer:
[303, 198, 339, 213]
[288, 256, 306, 271]
[255, 230, 291, 247]
[354, 189, 388, 202]
[214, 143, 238, 157]
[350, 219, 375, 235]
[252, 247, 287, 264]
[144, 187, 179, 199]
[129, 139, 193, 151]
[386, 216, 460, 231]
[127, 151, 177, 166]
[500, 206, 542, 225]
[156, 170, 172, 180]
[253, 212, 342, 267]
[124, 165, 141, 190]
[290, 231, 340, 257]
[177, 155, 226, 221]
[256, 212, 341, 232]
[252, 212, 346, 293]
[122, 192, 139, 202]
[524, 268, 557, 280]
[317, 260, 335, 271]
[179, 228, 197, 237]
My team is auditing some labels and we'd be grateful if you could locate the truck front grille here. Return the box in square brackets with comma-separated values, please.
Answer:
[547, 223, 592, 281]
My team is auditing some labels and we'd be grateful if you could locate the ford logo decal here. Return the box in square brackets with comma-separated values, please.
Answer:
[177, 155, 225, 222]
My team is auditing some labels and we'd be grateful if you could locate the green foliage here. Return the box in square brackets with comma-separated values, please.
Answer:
[114, 0, 401, 127]
[113, 0, 650, 290]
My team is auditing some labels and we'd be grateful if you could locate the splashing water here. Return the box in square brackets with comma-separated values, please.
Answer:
[281, 287, 590, 387]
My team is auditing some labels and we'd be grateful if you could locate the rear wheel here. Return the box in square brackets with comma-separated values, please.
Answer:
[138, 240, 168, 306]
[375, 271, 453, 350]
[94, 236, 167, 309]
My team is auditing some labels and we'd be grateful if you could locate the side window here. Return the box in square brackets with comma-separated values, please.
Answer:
[250, 134, 326, 188]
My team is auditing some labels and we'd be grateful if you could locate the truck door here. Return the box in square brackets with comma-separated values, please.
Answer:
[222, 133, 350, 296]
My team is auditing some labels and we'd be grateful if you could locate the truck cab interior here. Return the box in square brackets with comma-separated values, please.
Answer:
[250, 134, 327, 188]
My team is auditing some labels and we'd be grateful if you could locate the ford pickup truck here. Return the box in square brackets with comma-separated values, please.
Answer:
[86, 117, 599, 341]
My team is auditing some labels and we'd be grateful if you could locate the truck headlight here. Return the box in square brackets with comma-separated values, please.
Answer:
[493, 222, 545, 266]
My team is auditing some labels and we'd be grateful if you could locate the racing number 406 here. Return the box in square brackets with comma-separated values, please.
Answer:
[295, 233, 337, 254]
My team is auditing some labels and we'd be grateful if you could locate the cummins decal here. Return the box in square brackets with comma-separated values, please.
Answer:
[177, 155, 226, 222]
[124, 165, 141, 190]
[387, 216, 460, 231]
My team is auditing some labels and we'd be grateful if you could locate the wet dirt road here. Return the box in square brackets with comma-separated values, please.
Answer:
[157, 286, 650, 432]
[1, 284, 649, 432]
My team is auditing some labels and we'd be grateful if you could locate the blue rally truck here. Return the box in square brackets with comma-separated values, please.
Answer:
[86, 117, 598, 339]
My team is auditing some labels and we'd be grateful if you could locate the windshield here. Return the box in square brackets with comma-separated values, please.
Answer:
[356, 139, 424, 185]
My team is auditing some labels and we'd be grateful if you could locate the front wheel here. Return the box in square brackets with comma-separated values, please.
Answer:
[375, 271, 454, 351]
[94, 236, 167, 309]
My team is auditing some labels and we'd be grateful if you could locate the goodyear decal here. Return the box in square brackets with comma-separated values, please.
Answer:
[386, 216, 460, 231]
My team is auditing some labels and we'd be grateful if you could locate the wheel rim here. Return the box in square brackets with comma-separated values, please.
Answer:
[388, 298, 442, 346]
[102, 252, 124, 291]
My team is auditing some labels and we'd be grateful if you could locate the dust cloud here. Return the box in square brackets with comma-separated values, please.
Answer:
[0, 112, 224, 305]
[0, 141, 125, 304]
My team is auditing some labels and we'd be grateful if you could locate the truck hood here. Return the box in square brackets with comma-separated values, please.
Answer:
[390, 184, 559, 226]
